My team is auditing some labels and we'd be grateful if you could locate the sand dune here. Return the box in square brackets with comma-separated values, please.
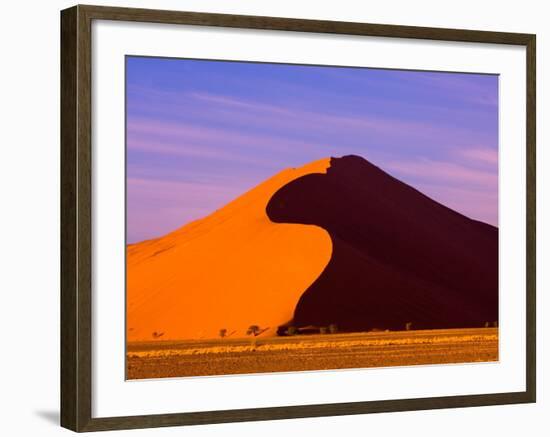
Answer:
[127, 158, 332, 341]
[267, 155, 498, 331]
[128, 154, 498, 342]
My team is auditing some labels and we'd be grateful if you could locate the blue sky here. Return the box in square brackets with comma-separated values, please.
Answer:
[126, 56, 498, 243]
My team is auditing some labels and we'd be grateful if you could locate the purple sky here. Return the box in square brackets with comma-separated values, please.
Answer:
[126, 57, 498, 243]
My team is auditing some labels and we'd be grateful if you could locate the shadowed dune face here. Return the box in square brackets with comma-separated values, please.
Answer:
[266, 155, 498, 331]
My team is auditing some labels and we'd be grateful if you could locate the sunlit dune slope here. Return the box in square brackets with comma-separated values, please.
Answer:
[127, 158, 332, 341]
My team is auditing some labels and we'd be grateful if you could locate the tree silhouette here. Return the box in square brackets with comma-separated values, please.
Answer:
[246, 325, 261, 336]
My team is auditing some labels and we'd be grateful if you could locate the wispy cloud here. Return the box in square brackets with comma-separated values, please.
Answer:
[133, 91, 494, 150]
[128, 137, 273, 166]
[385, 158, 497, 189]
[127, 117, 330, 160]
[126, 57, 498, 240]
[127, 177, 244, 242]
[455, 147, 499, 166]
[414, 183, 498, 225]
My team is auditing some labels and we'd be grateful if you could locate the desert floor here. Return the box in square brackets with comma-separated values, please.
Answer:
[126, 327, 498, 380]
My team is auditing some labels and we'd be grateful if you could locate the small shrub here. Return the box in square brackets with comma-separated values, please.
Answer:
[219, 328, 227, 338]
[328, 323, 338, 334]
[405, 322, 412, 331]
[287, 326, 297, 336]
[320, 326, 328, 335]
[247, 325, 261, 336]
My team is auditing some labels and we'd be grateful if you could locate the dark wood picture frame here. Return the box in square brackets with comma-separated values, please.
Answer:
[60, 4, 536, 432]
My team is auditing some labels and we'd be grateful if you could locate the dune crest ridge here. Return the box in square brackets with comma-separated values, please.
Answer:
[127, 158, 332, 341]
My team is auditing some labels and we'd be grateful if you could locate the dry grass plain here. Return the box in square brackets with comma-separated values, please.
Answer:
[126, 327, 498, 380]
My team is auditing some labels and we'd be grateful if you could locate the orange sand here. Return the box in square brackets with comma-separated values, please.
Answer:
[127, 158, 332, 341]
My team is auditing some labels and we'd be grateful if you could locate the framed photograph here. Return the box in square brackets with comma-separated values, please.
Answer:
[60, 4, 536, 432]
